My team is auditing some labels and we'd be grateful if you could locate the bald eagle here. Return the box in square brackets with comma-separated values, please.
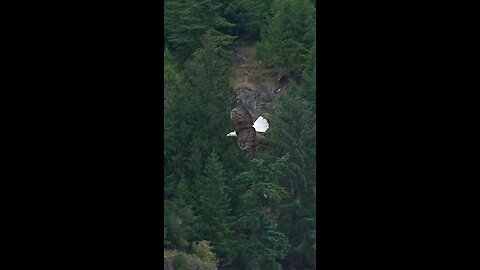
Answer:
[227, 106, 269, 152]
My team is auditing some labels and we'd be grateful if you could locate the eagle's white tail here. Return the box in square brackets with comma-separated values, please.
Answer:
[253, 116, 269, 133]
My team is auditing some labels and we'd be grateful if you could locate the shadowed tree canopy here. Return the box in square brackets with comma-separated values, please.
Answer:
[218, 0, 274, 41]
[164, 0, 237, 60]
[256, 0, 316, 76]
[193, 151, 236, 265]
[259, 69, 317, 269]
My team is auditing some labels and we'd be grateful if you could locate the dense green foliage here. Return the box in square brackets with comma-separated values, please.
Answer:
[192, 152, 235, 264]
[261, 69, 317, 268]
[173, 253, 190, 270]
[219, 0, 274, 41]
[164, 0, 316, 269]
[164, 0, 237, 60]
[256, 0, 316, 76]
[232, 156, 291, 269]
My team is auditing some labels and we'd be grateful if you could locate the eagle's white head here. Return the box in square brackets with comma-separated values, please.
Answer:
[226, 131, 237, 137]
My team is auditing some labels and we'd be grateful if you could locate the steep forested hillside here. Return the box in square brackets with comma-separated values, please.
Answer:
[164, 0, 316, 269]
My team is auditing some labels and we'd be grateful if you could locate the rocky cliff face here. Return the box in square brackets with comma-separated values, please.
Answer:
[232, 46, 288, 120]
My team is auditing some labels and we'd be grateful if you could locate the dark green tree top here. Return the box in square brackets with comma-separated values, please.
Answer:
[256, 0, 316, 76]
[165, 0, 237, 60]
[193, 151, 236, 265]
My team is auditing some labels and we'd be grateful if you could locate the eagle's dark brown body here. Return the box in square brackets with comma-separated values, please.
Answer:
[230, 106, 257, 153]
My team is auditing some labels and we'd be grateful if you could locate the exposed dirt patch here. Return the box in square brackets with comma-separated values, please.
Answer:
[231, 45, 288, 119]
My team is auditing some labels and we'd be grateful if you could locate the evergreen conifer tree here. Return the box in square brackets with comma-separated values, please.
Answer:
[164, 0, 237, 60]
[219, 0, 273, 41]
[193, 151, 236, 265]
[164, 36, 246, 254]
[233, 156, 291, 269]
[260, 71, 317, 269]
[164, 36, 239, 182]
[256, 0, 316, 76]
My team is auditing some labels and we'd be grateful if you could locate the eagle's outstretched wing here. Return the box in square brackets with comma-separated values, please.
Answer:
[230, 106, 256, 152]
